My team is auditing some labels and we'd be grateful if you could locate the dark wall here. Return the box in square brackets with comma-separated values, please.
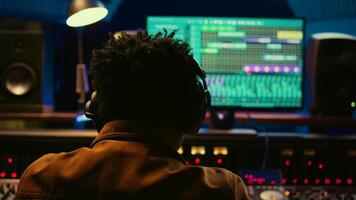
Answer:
[53, 0, 295, 111]
[88, 0, 294, 34]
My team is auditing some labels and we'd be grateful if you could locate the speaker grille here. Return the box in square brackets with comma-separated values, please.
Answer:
[2, 62, 37, 96]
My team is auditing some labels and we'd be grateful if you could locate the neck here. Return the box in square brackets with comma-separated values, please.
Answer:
[99, 120, 185, 150]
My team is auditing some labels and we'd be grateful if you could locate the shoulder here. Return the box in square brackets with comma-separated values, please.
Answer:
[205, 167, 250, 200]
[16, 152, 61, 199]
[16, 147, 91, 199]
[206, 166, 247, 187]
[180, 165, 250, 200]
[215, 168, 250, 200]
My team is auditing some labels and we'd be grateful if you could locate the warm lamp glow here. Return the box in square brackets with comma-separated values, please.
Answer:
[66, 7, 108, 27]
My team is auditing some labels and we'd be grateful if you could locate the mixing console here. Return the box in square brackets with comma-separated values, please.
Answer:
[1, 130, 356, 199]
[0, 179, 18, 200]
[1, 179, 355, 200]
[247, 185, 356, 200]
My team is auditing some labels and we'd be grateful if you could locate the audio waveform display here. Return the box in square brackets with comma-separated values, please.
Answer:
[147, 16, 304, 108]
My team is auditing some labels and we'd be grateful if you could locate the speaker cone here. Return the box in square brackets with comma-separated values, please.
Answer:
[2, 62, 37, 96]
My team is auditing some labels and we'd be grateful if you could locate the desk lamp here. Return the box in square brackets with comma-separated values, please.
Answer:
[66, 0, 108, 111]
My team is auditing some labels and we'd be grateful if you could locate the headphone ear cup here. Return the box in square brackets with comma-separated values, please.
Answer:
[204, 90, 211, 109]
[184, 57, 211, 133]
[85, 91, 104, 133]
[85, 100, 95, 119]
[185, 84, 208, 133]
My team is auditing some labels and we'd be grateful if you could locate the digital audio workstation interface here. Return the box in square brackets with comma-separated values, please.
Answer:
[147, 16, 304, 108]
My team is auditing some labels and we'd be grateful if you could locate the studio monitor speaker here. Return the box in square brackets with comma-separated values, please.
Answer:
[0, 30, 53, 112]
[307, 33, 356, 116]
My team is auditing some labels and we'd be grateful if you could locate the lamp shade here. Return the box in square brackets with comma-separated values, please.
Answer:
[66, 0, 108, 27]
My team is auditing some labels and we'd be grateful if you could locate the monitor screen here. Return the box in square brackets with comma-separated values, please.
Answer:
[147, 16, 304, 108]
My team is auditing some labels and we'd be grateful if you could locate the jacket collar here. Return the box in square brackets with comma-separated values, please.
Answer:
[90, 120, 187, 165]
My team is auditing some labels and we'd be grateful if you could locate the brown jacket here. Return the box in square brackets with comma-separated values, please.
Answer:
[16, 121, 249, 200]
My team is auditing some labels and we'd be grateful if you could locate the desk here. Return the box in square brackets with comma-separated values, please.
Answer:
[0, 112, 355, 129]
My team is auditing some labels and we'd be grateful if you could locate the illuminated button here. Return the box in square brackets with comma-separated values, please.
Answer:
[217, 158, 223, 165]
[191, 146, 206, 155]
[303, 178, 309, 185]
[0, 172, 6, 178]
[303, 149, 316, 156]
[346, 178, 353, 185]
[177, 146, 184, 155]
[260, 190, 284, 200]
[281, 148, 294, 156]
[10, 172, 17, 178]
[335, 178, 342, 185]
[194, 157, 201, 165]
[213, 146, 228, 155]
[307, 160, 312, 167]
[284, 159, 291, 167]
[292, 178, 298, 184]
[324, 178, 331, 185]
[282, 178, 287, 184]
[257, 178, 266, 185]
[318, 163, 324, 170]
[315, 178, 321, 184]
[7, 157, 13, 164]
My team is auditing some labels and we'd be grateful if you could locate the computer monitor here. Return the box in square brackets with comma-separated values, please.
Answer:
[147, 16, 304, 109]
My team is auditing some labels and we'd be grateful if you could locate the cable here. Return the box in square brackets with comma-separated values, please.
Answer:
[246, 111, 269, 170]
[261, 130, 269, 170]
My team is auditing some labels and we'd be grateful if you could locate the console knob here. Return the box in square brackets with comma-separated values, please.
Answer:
[260, 190, 285, 200]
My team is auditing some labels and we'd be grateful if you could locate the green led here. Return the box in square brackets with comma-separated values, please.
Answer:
[351, 101, 356, 108]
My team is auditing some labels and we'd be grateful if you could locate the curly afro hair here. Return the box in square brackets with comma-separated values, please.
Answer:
[89, 30, 205, 133]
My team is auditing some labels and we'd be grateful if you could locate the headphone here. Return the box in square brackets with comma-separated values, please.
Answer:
[85, 57, 211, 133]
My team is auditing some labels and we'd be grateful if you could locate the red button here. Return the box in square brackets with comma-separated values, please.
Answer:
[11, 172, 17, 178]
[318, 163, 324, 170]
[307, 160, 312, 167]
[282, 178, 287, 184]
[335, 178, 342, 185]
[292, 178, 298, 184]
[347, 178, 353, 185]
[314, 178, 320, 184]
[0, 172, 6, 178]
[7, 157, 13, 164]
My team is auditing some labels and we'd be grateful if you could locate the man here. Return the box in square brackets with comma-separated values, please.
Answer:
[16, 30, 249, 199]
